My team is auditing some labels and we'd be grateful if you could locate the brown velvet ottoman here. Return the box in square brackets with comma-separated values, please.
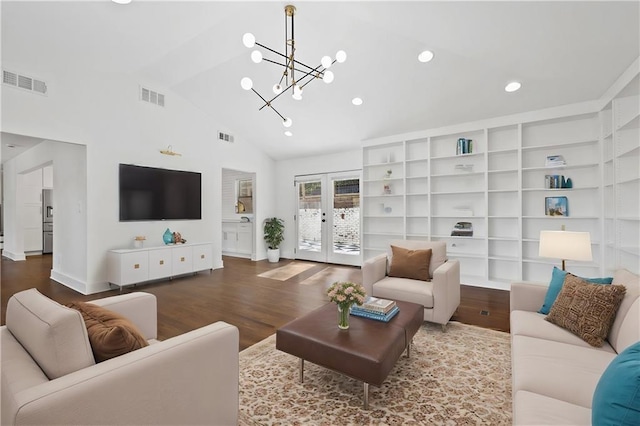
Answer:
[276, 300, 423, 409]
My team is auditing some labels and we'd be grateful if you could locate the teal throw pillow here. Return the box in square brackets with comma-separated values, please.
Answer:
[538, 267, 613, 314]
[592, 341, 640, 426]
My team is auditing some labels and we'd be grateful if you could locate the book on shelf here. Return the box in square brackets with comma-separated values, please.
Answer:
[451, 221, 473, 237]
[545, 155, 566, 167]
[361, 296, 396, 314]
[350, 305, 400, 322]
[456, 138, 473, 155]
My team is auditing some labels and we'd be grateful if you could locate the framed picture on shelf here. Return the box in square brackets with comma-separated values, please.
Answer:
[545, 196, 568, 217]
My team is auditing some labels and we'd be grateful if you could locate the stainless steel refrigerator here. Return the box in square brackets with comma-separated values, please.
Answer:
[43, 189, 53, 254]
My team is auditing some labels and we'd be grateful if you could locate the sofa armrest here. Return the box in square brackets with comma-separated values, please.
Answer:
[362, 254, 388, 296]
[11, 321, 239, 426]
[510, 282, 548, 313]
[90, 292, 157, 340]
[431, 259, 461, 325]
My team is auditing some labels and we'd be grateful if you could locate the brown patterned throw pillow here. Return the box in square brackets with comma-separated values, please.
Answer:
[67, 301, 148, 362]
[389, 245, 432, 281]
[545, 274, 626, 347]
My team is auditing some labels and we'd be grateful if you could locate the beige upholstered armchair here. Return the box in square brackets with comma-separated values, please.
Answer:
[1, 289, 239, 425]
[362, 240, 461, 330]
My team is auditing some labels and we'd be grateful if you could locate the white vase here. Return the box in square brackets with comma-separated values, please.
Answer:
[267, 248, 280, 263]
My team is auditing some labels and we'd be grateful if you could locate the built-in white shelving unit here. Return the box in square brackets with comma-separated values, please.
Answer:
[362, 77, 639, 289]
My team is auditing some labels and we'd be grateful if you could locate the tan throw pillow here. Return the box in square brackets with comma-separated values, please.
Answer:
[545, 274, 626, 347]
[389, 245, 432, 281]
[67, 301, 149, 362]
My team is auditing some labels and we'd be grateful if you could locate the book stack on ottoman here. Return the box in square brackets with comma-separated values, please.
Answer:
[350, 297, 399, 322]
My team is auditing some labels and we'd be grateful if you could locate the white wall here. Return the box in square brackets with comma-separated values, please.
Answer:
[274, 149, 362, 259]
[3, 69, 275, 294]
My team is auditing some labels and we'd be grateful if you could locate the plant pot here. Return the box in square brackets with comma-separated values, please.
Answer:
[267, 248, 280, 263]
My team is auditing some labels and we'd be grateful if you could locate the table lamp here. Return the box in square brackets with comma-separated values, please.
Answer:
[538, 230, 593, 271]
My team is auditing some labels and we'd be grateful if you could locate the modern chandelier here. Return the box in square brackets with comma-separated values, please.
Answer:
[240, 4, 347, 128]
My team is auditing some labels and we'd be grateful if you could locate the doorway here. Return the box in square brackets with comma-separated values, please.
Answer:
[294, 171, 361, 266]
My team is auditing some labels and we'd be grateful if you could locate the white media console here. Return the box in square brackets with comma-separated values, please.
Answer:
[107, 242, 213, 290]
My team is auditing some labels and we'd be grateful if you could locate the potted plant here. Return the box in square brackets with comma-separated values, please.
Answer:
[263, 217, 285, 263]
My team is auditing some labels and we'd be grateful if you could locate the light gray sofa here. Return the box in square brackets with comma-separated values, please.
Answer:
[1, 289, 239, 425]
[510, 269, 640, 425]
[362, 240, 461, 329]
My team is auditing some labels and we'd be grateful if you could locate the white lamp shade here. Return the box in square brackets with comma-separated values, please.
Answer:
[272, 84, 283, 94]
[283, 117, 292, 127]
[539, 231, 593, 262]
[321, 55, 332, 68]
[335, 50, 347, 63]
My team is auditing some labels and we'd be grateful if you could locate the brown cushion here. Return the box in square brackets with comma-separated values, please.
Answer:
[388, 245, 432, 281]
[67, 301, 148, 362]
[545, 274, 626, 347]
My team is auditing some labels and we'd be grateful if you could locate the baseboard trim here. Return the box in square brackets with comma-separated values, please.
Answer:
[2, 250, 26, 261]
[50, 270, 87, 295]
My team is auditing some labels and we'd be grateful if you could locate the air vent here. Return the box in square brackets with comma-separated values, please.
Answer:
[140, 86, 165, 107]
[3, 69, 48, 95]
[218, 131, 234, 143]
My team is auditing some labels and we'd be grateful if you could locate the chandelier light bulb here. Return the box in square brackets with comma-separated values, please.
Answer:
[242, 33, 256, 48]
[352, 97, 363, 106]
[240, 77, 253, 91]
[272, 84, 283, 94]
[292, 92, 303, 101]
[322, 70, 334, 84]
[283, 118, 293, 128]
[321, 55, 333, 69]
[293, 84, 303, 96]
[284, 131, 293, 137]
[335, 50, 347, 63]
[251, 50, 263, 63]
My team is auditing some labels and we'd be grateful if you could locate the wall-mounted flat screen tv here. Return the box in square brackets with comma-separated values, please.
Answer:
[119, 164, 202, 221]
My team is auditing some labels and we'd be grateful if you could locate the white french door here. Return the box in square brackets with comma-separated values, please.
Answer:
[294, 171, 361, 266]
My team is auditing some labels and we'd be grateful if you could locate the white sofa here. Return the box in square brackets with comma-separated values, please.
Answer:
[510, 269, 640, 425]
[1, 289, 240, 425]
[362, 240, 461, 329]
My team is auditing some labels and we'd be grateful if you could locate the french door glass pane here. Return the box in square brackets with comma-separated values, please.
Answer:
[298, 180, 322, 253]
[332, 178, 360, 256]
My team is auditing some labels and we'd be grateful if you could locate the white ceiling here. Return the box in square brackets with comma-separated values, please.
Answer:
[1, 1, 639, 161]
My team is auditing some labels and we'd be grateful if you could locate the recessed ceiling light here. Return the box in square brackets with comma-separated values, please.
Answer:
[352, 97, 363, 106]
[505, 81, 522, 92]
[284, 131, 293, 137]
[112, 0, 132, 4]
[418, 50, 434, 63]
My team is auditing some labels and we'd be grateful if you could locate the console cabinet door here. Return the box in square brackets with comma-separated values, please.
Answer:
[109, 251, 149, 285]
[172, 245, 193, 276]
[148, 248, 172, 280]
[192, 243, 213, 271]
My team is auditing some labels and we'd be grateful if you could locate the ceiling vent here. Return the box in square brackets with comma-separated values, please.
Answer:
[140, 86, 165, 107]
[3, 69, 48, 95]
[218, 131, 234, 143]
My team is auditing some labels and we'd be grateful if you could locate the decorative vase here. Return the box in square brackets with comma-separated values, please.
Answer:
[338, 304, 350, 330]
[163, 228, 173, 245]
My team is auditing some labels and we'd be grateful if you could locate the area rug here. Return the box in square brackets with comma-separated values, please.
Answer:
[238, 322, 512, 425]
[257, 262, 316, 281]
[299, 266, 357, 286]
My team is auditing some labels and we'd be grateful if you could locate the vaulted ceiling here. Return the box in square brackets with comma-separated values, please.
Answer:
[2, 1, 639, 160]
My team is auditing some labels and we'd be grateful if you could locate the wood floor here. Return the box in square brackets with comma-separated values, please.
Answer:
[0, 254, 510, 350]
